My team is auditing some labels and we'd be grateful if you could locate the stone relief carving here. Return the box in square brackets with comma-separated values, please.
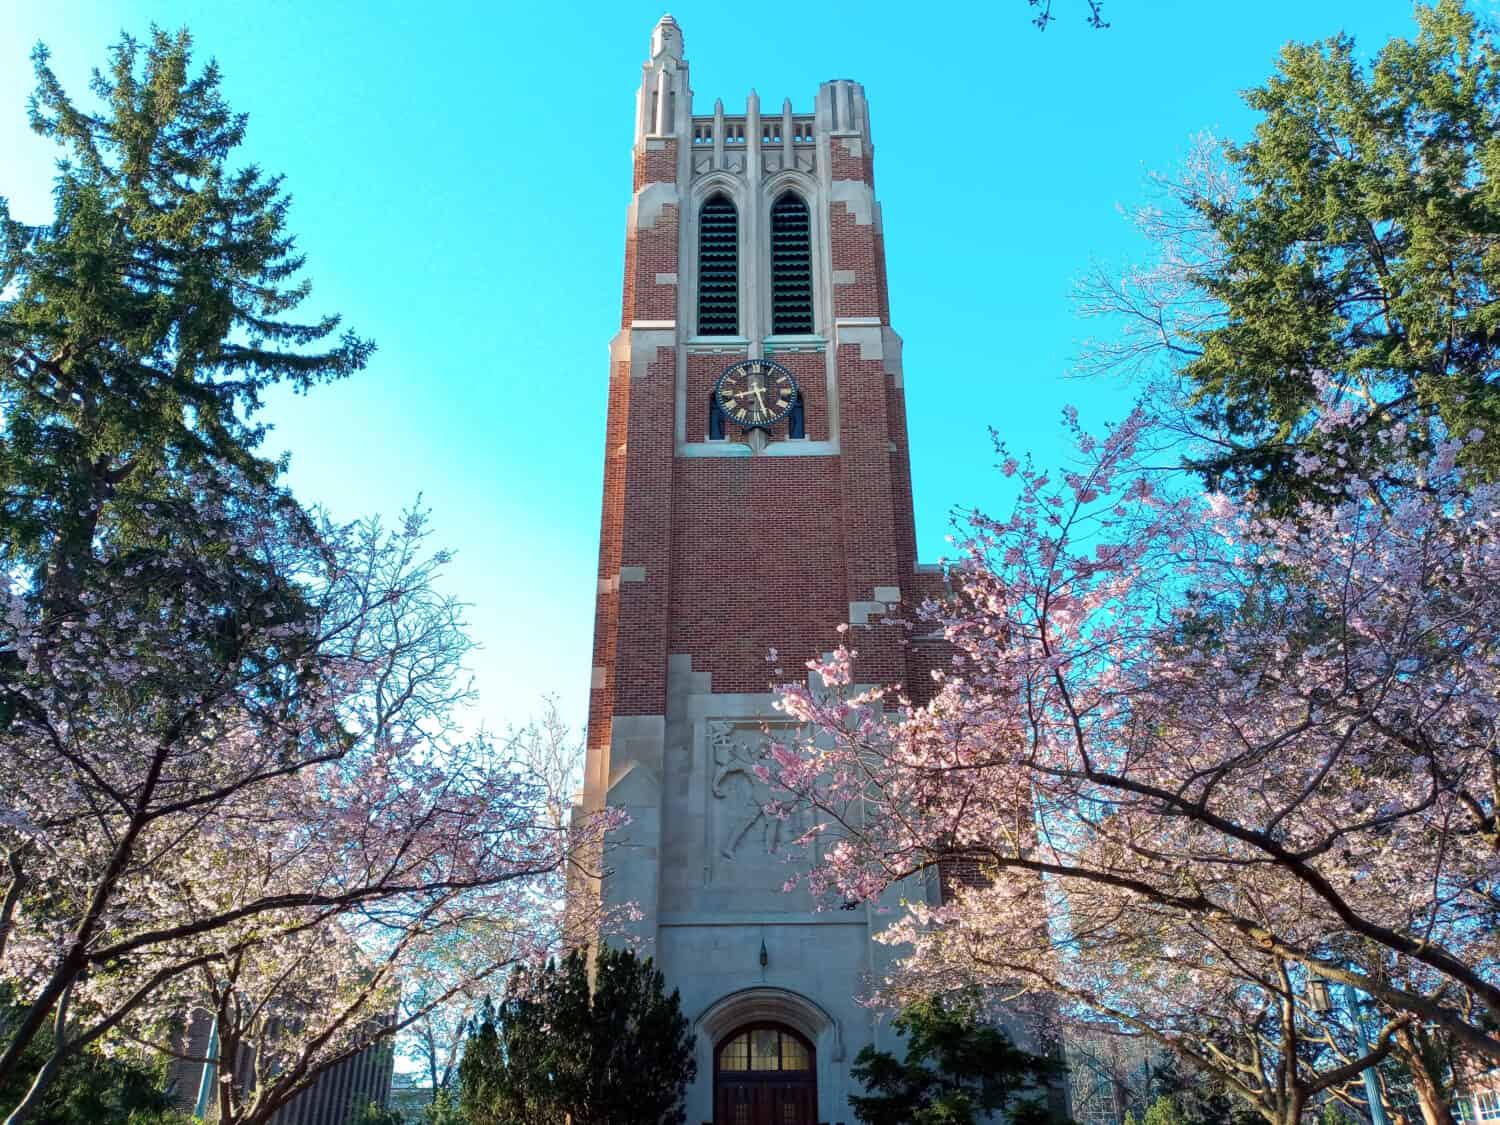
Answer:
[708, 721, 786, 859]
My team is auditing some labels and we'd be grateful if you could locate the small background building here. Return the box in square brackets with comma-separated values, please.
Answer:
[165, 1007, 395, 1124]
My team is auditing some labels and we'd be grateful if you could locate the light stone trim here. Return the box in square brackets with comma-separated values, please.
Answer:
[694, 986, 844, 1061]
[838, 136, 864, 159]
[676, 438, 839, 458]
[632, 181, 679, 230]
[598, 576, 620, 594]
[683, 337, 751, 351]
[829, 179, 874, 224]
[881, 326, 905, 387]
[835, 320, 884, 362]
[677, 440, 750, 459]
[609, 715, 667, 773]
[831, 269, 857, 285]
[848, 588, 901, 625]
[847, 600, 888, 626]
[620, 565, 646, 583]
[612, 326, 676, 380]
[655, 271, 678, 285]
[591, 666, 607, 689]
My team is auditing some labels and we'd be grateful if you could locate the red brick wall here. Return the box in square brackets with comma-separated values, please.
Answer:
[835, 340, 908, 689]
[886, 379, 919, 597]
[621, 140, 679, 328]
[628, 204, 678, 323]
[590, 134, 681, 755]
[829, 137, 875, 186]
[829, 203, 882, 320]
[687, 349, 749, 440]
[612, 344, 677, 717]
[669, 456, 847, 693]
[586, 357, 631, 765]
[634, 142, 676, 191]
[766, 350, 830, 443]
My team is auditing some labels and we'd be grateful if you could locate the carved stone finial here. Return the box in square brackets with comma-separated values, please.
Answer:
[651, 13, 683, 60]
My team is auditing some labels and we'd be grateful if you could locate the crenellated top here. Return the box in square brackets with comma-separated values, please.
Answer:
[679, 80, 870, 181]
[635, 16, 872, 179]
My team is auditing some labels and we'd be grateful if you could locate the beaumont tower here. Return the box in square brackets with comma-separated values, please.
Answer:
[576, 16, 943, 1124]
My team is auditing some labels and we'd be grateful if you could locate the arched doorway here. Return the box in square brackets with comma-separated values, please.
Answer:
[714, 1023, 817, 1125]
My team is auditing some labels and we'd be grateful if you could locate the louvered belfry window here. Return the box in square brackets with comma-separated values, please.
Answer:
[697, 195, 739, 336]
[770, 192, 814, 334]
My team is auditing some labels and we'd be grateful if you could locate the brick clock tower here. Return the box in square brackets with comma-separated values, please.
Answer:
[577, 16, 943, 1124]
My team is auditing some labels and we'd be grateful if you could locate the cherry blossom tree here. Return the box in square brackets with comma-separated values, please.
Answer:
[0, 496, 610, 1125]
[769, 404, 1500, 1125]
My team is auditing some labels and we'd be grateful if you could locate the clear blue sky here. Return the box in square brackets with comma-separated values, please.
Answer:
[0, 0, 1431, 737]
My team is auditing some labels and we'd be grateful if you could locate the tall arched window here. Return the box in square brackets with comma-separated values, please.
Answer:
[770, 192, 814, 335]
[698, 195, 739, 336]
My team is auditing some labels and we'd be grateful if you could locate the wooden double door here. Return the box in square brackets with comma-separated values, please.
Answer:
[714, 1024, 817, 1125]
[715, 1075, 817, 1125]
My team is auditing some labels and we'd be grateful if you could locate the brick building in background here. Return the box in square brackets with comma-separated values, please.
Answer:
[573, 15, 949, 1124]
[165, 1008, 394, 1124]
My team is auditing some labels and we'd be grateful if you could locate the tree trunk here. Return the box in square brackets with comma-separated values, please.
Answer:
[1396, 1025, 1454, 1125]
[1, 979, 73, 1125]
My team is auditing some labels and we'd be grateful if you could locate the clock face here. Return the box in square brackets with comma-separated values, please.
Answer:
[714, 359, 799, 430]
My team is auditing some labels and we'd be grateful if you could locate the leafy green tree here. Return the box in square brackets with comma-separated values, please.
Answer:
[347, 1100, 405, 1125]
[420, 1088, 467, 1125]
[456, 1003, 509, 1125]
[0, 996, 185, 1124]
[1142, 1095, 1190, 1125]
[848, 996, 1068, 1125]
[1080, 0, 1500, 511]
[459, 947, 695, 1125]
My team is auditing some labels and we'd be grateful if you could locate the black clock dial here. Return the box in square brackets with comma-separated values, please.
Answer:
[714, 359, 799, 430]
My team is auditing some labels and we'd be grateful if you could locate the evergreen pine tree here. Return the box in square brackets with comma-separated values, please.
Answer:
[459, 948, 695, 1125]
[0, 26, 372, 612]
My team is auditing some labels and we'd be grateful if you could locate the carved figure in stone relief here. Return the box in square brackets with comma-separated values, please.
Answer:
[708, 721, 783, 859]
